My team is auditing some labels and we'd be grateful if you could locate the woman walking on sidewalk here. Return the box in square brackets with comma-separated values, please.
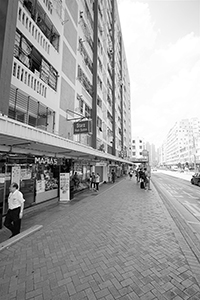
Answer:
[95, 173, 100, 192]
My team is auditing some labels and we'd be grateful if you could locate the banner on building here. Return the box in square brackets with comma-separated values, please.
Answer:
[60, 173, 70, 201]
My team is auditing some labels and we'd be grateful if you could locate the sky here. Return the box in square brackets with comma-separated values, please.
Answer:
[117, 0, 200, 148]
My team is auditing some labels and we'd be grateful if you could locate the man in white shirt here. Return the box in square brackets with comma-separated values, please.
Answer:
[4, 182, 25, 237]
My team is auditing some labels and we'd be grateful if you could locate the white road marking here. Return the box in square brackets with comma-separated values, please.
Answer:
[182, 191, 197, 199]
[183, 201, 200, 217]
[187, 221, 200, 225]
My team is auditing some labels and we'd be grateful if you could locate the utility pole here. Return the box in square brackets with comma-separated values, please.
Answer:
[91, 0, 98, 149]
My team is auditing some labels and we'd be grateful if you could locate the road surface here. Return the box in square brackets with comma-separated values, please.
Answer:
[152, 170, 200, 263]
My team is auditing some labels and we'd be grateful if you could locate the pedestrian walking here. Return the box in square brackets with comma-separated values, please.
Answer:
[90, 172, 96, 190]
[128, 170, 133, 180]
[95, 173, 100, 192]
[135, 168, 140, 183]
[144, 167, 149, 189]
[111, 169, 116, 183]
[138, 168, 146, 189]
[4, 182, 25, 238]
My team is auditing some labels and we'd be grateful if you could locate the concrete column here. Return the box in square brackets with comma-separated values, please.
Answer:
[0, 0, 18, 115]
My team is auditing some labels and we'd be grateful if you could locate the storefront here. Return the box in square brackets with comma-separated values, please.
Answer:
[0, 116, 133, 229]
[34, 156, 59, 203]
[0, 153, 35, 228]
[0, 153, 63, 228]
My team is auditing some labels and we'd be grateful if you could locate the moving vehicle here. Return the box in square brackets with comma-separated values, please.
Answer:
[191, 173, 200, 186]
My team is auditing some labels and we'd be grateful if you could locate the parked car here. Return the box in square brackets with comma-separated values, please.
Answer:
[191, 173, 200, 186]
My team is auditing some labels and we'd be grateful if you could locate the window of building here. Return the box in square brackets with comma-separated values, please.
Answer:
[77, 65, 92, 97]
[14, 30, 58, 91]
[97, 116, 102, 130]
[85, 104, 92, 118]
[97, 95, 102, 108]
[22, 0, 59, 51]
[8, 86, 55, 133]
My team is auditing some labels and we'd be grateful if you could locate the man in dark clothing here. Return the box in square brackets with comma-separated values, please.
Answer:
[90, 172, 96, 189]
[111, 169, 116, 183]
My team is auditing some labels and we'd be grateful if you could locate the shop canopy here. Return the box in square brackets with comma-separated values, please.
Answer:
[0, 115, 132, 165]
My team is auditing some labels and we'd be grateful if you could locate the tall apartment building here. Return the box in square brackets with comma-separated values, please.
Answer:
[159, 118, 200, 168]
[0, 0, 132, 223]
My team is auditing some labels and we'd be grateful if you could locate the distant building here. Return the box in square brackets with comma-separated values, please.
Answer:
[131, 137, 145, 158]
[159, 118, 200, 169]
[131, 137, 158, 166]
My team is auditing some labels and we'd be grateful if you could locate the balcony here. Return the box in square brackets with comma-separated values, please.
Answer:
[17, 1, 60, 60]
[12, 57, 47, 99]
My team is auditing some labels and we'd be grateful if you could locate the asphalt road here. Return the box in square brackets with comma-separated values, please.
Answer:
[152, 170, 200, 221]
[151, 170, 200, 262]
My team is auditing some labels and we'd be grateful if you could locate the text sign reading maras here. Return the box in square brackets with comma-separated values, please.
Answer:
[73, 120, 92, 134]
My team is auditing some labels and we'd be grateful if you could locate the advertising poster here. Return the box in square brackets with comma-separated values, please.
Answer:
[11, 166, 21, 187]
[60, 173, 70, 201]
[36, 180, 45, 194]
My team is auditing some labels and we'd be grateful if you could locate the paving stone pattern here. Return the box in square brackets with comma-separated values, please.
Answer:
[1, 179, 200, 299]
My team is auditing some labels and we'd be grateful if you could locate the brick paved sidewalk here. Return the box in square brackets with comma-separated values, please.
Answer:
[1, 178, 200, 300]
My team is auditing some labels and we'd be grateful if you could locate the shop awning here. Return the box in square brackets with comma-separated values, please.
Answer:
[0, 116, 132, 165]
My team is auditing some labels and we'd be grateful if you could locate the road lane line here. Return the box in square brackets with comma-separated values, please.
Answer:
[183, 201, 200, 217]
[187, 221, 200, 225]
[182, 191, 197, 199]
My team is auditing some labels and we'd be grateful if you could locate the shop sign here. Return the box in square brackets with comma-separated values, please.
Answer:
[60, 173, 70, 201]
[35, 156, 58, 165]
[95, 162, 107, 166]
[73, 120, 92, 134]
[132, 158, 148, 163]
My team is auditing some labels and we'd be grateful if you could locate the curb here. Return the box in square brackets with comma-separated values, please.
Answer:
[0, 224, 43, 252]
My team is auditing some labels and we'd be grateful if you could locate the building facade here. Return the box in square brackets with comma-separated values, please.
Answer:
[0, 0, 132, 226]
[159, 118, 200, 169]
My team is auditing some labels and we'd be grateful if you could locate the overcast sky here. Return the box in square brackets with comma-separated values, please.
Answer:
[118, 0, 200, 147]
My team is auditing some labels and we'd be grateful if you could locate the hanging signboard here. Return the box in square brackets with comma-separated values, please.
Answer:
[73, 120, 92, 134]
[60, 173, 70, 201]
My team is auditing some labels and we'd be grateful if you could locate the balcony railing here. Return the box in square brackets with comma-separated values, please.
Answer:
[18, 1, 51, 55]
[12, 58, 47, 98]
[18, 1, 59, 53]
